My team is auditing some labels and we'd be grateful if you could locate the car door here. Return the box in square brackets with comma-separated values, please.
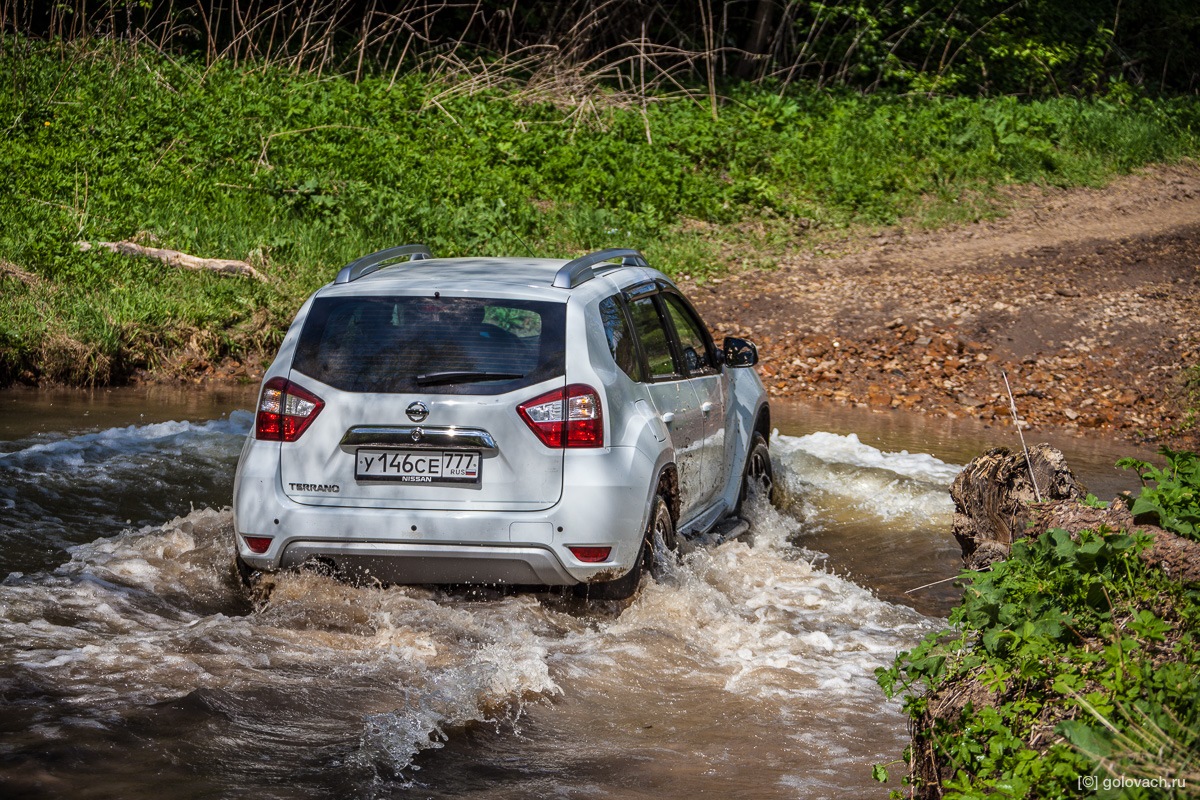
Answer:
[625, 291, 708, 521]
[659, 291, 726, 509]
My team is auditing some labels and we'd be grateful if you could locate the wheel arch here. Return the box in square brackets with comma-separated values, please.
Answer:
[656, 463, 681, 524]
[753, 403, 771, 442]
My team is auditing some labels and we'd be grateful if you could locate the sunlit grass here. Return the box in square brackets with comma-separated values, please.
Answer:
[2, 39, 1198, 383]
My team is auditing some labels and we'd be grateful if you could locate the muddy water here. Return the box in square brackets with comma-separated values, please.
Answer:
[0, 388, 1149, 798]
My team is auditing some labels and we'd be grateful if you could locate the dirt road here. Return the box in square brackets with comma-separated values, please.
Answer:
[688, 162, 1200, 449]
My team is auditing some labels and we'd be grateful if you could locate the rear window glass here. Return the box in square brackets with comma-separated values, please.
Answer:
[292, 296, 565, 394]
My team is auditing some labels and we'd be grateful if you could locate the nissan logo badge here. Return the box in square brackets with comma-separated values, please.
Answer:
[406, 401, 429, 422]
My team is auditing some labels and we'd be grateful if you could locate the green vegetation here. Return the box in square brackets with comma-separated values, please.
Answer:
[2, 1, 1200, 384]
[876, 454, 1200, 798]
[1119, 448, 1200, 542]
[2, 37, 1198, 384]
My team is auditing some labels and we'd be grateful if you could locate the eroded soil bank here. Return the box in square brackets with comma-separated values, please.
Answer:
[687, 163, 1200, 450]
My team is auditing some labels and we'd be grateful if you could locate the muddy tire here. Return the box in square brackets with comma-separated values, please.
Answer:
[736, 432, 774, 514]
[576, 494, 674, 601]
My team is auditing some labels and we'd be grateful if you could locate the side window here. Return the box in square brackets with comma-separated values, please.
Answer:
[628, 296, 680, 380]
[662, 294, 717, 376]
[599, 295, 639, 380]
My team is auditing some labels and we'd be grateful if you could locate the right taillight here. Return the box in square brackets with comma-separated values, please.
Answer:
[255, 377, 324, 442]
[517, 384, 603, 448]
[243, 536, 273, 554]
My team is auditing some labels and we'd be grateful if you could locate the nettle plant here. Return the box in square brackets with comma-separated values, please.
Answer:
[874, 450, 1200, 799]
[1118, 447, 1200, 542]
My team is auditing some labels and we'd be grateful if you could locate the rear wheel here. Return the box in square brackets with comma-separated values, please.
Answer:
[736, 431, 774, 514]
[576, 493, 674, 601]
[234, 554, 260, 589]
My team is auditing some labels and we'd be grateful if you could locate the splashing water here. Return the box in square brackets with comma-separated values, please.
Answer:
[0, 414, 958, 799]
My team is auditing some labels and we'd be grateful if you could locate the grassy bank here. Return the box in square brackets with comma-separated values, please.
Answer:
[876, 449, 1200, 798]
[2, 40, 1200, 385]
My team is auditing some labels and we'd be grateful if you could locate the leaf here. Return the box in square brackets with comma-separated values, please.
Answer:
[1056, 720, 1115, 759]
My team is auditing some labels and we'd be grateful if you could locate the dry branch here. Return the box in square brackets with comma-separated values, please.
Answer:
[77, 240, 267, 281]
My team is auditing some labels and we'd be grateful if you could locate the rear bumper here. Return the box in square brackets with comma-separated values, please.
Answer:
[279, 541, 576, 585]
[233, 440, 655, 586]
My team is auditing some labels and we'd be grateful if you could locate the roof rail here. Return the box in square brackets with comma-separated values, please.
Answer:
[553, 248, 649, 289]
[334, 244, 433, 284]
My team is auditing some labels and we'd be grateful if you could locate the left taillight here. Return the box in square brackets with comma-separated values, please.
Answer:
[517, 384, 603, 448]
[255, 376, 324, 442]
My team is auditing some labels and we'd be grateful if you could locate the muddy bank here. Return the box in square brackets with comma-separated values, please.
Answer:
[889, 445, 1200, 797]
[688, 163, 1200, 450]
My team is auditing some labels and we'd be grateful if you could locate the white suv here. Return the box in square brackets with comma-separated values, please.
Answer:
[233, 246, 771, 599]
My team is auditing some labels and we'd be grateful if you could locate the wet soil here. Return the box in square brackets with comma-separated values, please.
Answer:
[685, 162, 1200, 450]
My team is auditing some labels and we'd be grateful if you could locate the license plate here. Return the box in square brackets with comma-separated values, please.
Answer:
[355, 449, 481, 484]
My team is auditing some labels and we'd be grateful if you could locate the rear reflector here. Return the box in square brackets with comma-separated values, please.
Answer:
[517, 384, 603, 448]
[243, 536, 273, 554]
[568, 546, 612, 563]
[255, 377, 324, 442]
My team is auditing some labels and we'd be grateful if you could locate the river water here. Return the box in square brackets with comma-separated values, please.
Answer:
[0, 387, 1149, 798]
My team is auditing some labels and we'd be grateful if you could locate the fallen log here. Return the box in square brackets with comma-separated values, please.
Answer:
[77, 240, 267, 282]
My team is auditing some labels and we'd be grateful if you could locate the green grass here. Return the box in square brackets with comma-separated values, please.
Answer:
[2, 39, 1199, 384]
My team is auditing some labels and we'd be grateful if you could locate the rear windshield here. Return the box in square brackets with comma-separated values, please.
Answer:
[292, 296, 566, 394]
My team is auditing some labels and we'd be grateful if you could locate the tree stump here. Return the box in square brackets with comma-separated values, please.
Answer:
[950, 444, 1200, 582]
[949, 444, 1086, 569]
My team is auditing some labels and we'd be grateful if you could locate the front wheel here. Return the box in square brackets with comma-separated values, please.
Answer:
[736, 431, 774, 515]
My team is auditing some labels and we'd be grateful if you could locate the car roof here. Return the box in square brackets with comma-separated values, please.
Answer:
[317, 248, 666, 297]
[344, 257, 578, 290]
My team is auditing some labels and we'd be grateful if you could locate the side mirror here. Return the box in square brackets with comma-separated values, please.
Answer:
[722, 336, 758, 368]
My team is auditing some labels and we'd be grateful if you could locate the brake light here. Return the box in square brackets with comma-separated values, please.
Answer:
[568, 546, 612, 562]
[517, 384, 603, 448]
[243, 536, 273, 554]
[255, 377, 324, 442]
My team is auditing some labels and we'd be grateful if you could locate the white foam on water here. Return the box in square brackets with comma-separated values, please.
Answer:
[0, 411, 252, 474]
[772, 431, 960, 524]
[597, 495, 935, 702]
[775, 431, 962, 483]
[1, 510, 565, 778]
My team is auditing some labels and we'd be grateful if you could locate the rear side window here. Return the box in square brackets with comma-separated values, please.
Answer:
[628, 296, 679, 380]
[599, 295, 640, 380]
[292, 296, 565, 394]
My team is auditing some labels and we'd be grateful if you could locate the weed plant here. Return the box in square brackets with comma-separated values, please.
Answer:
[877, 455, 1200, 798]
[2, 40, 1199, 383]
[1119, 448, 1200, 542]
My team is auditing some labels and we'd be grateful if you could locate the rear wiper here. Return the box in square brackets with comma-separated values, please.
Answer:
[415, 371, 525, 386]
